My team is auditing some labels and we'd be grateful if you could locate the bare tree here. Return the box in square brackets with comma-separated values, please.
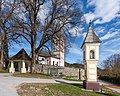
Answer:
[14, 0, 84, 73]
[102, 53, 120, 76]
[0, 0, 19, 69]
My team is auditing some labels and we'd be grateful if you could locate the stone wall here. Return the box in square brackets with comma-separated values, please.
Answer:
[63, 67, 79, 77]
[35, 64, 85, 80]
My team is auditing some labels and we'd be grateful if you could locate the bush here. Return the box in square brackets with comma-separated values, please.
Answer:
[99, 75, 120, 84]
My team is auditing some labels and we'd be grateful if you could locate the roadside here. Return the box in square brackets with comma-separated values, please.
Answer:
[0, 73, 58, 96]
[99, 79, 120, 93]
[0, 73, 120, 96]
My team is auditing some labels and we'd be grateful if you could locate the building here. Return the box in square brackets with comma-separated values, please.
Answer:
[81, 21, 101, 91]
[37, 35, 64, 67]
[9, 49, 31, 73]
[9, 35, 65, 73]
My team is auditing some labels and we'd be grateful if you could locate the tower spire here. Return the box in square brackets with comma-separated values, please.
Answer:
[89, 20, 92, 28]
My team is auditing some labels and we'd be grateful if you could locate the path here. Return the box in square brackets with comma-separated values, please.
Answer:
[99, 79, 120, 93]
[55, 79, 82, 84]
[0, 73, 57, 96]
[0, 73, 120, 96]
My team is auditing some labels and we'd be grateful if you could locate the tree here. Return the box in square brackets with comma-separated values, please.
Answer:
[14, 0, 84, 73]
[101, 53, 120, 76]
[0, 0, 19, 69]
[100, 53, 120, 84]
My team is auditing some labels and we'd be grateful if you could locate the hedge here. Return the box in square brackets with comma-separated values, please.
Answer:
[99, 75, 120, 84]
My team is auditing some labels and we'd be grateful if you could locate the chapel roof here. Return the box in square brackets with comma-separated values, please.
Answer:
[10, 48, 31, 61]
[81, 21, 101, 48]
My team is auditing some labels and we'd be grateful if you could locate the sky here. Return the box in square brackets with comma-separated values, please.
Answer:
[9, 0, 120, 68]
[65, 0, 120, 68]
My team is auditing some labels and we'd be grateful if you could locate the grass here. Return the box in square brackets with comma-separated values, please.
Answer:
[0, 68, 8, 73]
[17, 83, 120, 96]
[13, 73, 53, 79]
[63, 76, 81, 81]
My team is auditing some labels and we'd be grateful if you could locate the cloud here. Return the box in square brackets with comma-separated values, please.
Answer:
[100, 32, 119, 40]
[113, 21, 120, 27]
[103, 48, 120, 53]
[84, 12, 95, 24]
[103, 38, 120, 45]
[69, 44, 82, 55]
[68, 26, 83, 37]
[87, 0, 96, 7]
[95, 27, 105, 34]
[85, 0, 120, 24]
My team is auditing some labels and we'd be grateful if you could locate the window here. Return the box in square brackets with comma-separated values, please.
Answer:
[56, 62, 58, 66]
[42, 58, 44, 61]
[53, 61, 55, 66]
[90, 50, 95, 59]
[83, 51, 86, 60]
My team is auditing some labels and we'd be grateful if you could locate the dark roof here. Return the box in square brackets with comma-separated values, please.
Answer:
[38, 50, 60, 59]
[10, 49, 31, 61]
[81, 22, 101, 48]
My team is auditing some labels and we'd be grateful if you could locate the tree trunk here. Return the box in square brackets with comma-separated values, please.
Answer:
[3, 34, 9, 69]
[0, 44, 4, 68]
[30, 32, 37, 73]
[30, 44, 36, 73]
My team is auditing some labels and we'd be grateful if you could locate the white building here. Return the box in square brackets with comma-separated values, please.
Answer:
[37, 35, 65, 67]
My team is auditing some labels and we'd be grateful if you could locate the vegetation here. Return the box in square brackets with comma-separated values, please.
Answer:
[65, 62, 84, 68]
[0, 0, 84, 73]
[63, 76, 81, 81]
[100, 53, 120, 84]
[0, 0, 19, 69]
[0, 68, 8, 73]
[17, 83, 120, 96]
[13, 73, 52, 79]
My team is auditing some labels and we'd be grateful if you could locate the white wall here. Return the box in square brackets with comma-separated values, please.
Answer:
[50, 57, 59, 66]
[38, 56, 46, 64]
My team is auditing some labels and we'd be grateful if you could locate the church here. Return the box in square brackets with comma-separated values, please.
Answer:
[9, 35, 65, 73]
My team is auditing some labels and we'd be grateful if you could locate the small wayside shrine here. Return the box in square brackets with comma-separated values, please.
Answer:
[81, 21, 101, 91]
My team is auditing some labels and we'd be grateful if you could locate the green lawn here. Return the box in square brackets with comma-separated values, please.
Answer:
[13, 73, 53, 79]
[0, 68, 8, 73]
[43, 84, 120, 96]
[63, 76, 81, 81]
[17, 83, 120, 96]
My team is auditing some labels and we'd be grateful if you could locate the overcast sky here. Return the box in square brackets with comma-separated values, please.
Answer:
[10, 0, 120, 68]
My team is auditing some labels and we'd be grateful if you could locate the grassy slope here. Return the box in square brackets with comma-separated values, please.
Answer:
[17, 83, 120, 96]
[43, 84, 120, 96]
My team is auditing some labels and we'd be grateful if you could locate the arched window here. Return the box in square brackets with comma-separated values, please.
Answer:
[90, 50, 95, 59]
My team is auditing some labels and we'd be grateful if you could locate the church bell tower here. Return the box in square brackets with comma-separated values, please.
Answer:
[81, 21, 101, 91]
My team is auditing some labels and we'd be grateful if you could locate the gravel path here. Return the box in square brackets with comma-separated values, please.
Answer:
[0, 73, 57, 96]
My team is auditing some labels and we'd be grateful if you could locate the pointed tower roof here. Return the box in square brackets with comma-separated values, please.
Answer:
[81, 21, 101, 48]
